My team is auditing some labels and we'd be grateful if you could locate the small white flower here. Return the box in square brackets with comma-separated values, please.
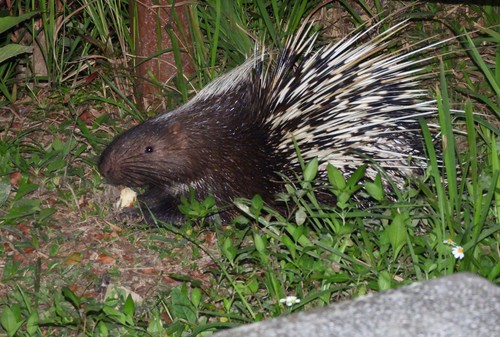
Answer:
[279, 296, 301, 307]
[443, 238, 455, 246]
[452, 246, 464, 260]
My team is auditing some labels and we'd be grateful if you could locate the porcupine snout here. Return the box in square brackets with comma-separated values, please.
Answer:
[97, 152, 113, 181]
[98, 147, 123, 185]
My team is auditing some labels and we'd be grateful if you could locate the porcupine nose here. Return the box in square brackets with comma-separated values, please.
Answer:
[98, 154, 115, 180]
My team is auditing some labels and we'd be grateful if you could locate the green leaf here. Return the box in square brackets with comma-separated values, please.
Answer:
[327, 164, 346, 190]
[253, 232, 266, 253]
[53, 297, 65, 319]
[294, 207, 307, 226]
[62, 287, 81, 308]
[103, 306, 128, 325]
[122, 294, 135, 317]
[378, 271, 392, 291]
[4, 199, 41, 220]
[385, 213, 408, 259]
[338, 191, 351, 206]
[303, 158, 318, 181]
[251, 194, 263, 216]
[347, 165, 366, 187]
[0, 44, 32, 64]
[97, 321, 109, 337]
[25, 310, 39, 335]
[46, 159, 66, 173]
[365, 174, 384, 201]
[38, 207, 56, 221]
[13, 183, 39, 201]
[191, 288, 202, 308]
[281, 234, 296, 259]
[202, 195, 216, 209]
[247, 277, 259, 293]
[221, 237, 236, 263]
[0, 306, 23, 337]
[170, 287, 197, 323]
[146, 315, 164, 334]
[0, 12, 38, 35]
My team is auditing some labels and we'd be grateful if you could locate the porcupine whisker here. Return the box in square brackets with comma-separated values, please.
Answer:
[128, 168, 165, 182]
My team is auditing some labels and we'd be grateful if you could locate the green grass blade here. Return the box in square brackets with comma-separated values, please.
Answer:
[438, 63, 458, 217]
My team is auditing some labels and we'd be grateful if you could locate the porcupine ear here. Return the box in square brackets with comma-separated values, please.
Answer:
[165, 120, 191, 151]
[168, 121, 183, 136]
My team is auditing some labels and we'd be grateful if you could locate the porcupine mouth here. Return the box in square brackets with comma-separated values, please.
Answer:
[97, 158, 130, 187]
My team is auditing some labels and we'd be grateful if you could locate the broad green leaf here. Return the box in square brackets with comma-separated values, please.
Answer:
[0, 44, 32, 64]
[303, 158, 318, 181]
[123, 294, 135, 317]
[0, 12, 37, 34]
[385, 213, 408, 259]
[0, 306, 23, 337]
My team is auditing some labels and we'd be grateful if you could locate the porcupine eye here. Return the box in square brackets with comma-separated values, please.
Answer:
[145, 146, 154, 153]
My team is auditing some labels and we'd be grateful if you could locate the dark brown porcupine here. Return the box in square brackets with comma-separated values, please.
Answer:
[99, 21, 438, 223]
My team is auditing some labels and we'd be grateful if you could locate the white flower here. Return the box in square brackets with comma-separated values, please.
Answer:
[451, 246, 464, 260]
[443, 239, 464, 260]
[279, 296, 301, 307]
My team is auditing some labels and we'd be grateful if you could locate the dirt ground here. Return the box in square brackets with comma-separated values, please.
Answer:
[0, 102, 220, 305]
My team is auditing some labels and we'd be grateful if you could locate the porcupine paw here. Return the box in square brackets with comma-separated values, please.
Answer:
[114, 206, 146, 225]
[112, 204, 185, 226]
[136, 195, 187, 225]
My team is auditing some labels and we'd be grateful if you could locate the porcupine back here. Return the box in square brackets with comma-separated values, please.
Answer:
[98, 20, 438, 223]
[261, 21, 436, 185]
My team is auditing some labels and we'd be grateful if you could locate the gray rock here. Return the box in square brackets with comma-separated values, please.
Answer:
[213, 273, 499, 337]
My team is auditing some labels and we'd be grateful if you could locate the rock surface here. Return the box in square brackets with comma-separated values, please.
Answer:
[213, 273, 499, 337]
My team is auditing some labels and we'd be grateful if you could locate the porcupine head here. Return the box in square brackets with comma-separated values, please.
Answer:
[99, 22, 436, 223]
[98, 60, 283, 223]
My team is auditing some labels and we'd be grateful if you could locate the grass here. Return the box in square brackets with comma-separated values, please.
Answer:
[0, 0, 499, 336]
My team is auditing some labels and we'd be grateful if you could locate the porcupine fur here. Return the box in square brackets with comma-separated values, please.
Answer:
[98, 21, 439, 223]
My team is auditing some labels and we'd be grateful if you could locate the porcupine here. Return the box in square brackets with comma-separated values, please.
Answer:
[98, 21, 439, 223]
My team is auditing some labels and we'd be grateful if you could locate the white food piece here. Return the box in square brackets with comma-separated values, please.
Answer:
[116, 187, 137, 209]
